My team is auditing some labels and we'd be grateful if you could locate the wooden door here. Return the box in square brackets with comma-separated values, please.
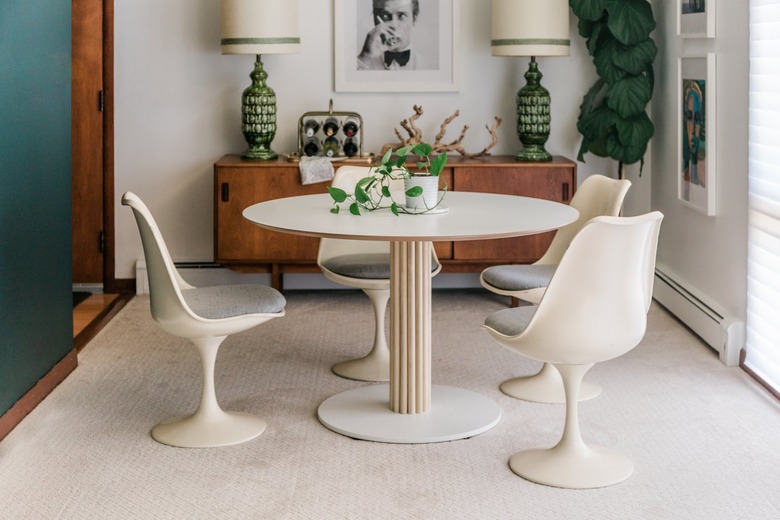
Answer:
[72, 0, 105, 284]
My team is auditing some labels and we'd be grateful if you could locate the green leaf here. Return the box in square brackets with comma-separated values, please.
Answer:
[412, 143, 433, 156]
[390, 202, 399, 216]
[615, 111, 654, 148]
[588, 131, 611, 157]
[349, 202, 360, 216]
[570, 0, 608, 22]
[606, 130, 648, 164]
[577, 79, 614, 136]
[605, 74, 652, 118]
[578, 78, 606, 120]
[381, 148, 393, 164]
[396, 145, 415, 157]
[355, 185, 370, 204]
[357, 176, 375, 191]
[610, 111, 654, 164]
[612, 38, 657, 75]
[578, 105, 616, 141]
[577, 136, 590, 162]
[605, 0, 655, 46]
[330, 206, 339, 214]
[586, 20, 606, 55]
[645, 63, 655, 98]
[578, 17, 595, 39]
[593, 36, 626, 84]
[405, 186, 423, 197]
[381, 186, 391, 197]
[327, 186, 347, 203]
[430, 153, 447, 176]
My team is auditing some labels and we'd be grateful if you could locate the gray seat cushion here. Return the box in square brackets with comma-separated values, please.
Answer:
[481, 264, 557, 292]
[484, 304, 538, 337]
[323, 253, 439, 280]
[182, 285, 286, 319]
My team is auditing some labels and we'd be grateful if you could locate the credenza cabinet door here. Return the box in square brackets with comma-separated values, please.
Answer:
[214, 165, 322, 263]
[452, 164, 575, 263]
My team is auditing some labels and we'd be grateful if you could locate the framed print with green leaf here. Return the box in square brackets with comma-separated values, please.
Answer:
[678, 54, 716, 216]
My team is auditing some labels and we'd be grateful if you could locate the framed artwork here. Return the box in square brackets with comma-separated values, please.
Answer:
[678, 54, 717, 216]
[678, 0, 715, 38]
[334, 0, 459, 92]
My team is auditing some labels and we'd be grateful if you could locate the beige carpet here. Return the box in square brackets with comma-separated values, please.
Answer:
[1, 290, 778, 519]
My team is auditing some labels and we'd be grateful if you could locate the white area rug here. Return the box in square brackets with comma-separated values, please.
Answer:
[1, 290, 778, 519]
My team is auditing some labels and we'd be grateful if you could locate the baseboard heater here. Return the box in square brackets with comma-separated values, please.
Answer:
[653, 266, 744, 366]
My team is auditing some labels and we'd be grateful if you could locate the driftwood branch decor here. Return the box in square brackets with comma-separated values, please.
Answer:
[382, 105, 502, 158]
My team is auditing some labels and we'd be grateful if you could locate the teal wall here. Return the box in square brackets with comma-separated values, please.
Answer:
[0, 2, 74, 415]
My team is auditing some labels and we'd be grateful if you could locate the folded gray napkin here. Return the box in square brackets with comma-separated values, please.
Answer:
[299, 156, 335, 185]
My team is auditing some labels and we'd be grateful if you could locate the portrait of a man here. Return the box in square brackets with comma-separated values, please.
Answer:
[356, 0, 436, 71]
[334, 0, 455, 92]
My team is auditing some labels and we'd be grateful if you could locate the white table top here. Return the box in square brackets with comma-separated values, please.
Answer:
[243, 191, 579, 241]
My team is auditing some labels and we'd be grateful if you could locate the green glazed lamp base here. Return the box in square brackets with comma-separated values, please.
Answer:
[242, 145, 278, 161]
[515, 58, 553, 163]
[515, 145, 552, 162]
[240, 55, 278, 162]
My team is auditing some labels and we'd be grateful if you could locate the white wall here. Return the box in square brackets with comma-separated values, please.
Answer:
[115, 0, 643, 279]
[650, 0, 749, 322]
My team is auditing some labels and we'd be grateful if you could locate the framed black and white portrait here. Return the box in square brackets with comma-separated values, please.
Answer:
[334, 0, 459, 92]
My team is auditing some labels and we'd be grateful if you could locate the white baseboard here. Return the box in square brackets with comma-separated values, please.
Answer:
[653, 265, 744, 366]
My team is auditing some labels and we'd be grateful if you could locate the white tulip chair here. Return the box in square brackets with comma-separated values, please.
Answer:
[123, 192, 286, 448]
[483, 212, 663, 488]
[480, 174, 631, 403]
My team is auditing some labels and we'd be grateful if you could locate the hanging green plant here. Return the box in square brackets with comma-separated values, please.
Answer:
[328, 143, 448, 216]
[570, 0, 657, 174]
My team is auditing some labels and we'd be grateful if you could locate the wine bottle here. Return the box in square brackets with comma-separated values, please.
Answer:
[303, 137, 320, 157]
[343, 137, 359, 157]
[323, 117, 339, 137]
[342, 116, 360, 138]
[302, 118, 320, 137]
[323, 136, 340, 157]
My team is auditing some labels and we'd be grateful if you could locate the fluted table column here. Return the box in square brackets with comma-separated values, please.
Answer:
[389, 240, 432, 414]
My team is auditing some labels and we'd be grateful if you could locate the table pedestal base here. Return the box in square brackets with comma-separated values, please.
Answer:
[317, 384, 501, 444]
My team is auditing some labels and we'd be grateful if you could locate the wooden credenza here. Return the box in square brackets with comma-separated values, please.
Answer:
[214, 154, 576, 290]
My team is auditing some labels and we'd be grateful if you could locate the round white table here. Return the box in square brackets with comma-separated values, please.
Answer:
[244, 191, 578, 443]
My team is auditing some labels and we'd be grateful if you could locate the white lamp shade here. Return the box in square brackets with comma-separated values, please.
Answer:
[221, 0, 300, 55]
[491, 0, 570, 57]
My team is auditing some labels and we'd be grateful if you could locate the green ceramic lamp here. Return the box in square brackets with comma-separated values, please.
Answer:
[221, 0, 300, 161]
[491, 0, 570, 162]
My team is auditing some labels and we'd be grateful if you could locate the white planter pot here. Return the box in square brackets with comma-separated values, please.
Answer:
[404, 176, 439, 211]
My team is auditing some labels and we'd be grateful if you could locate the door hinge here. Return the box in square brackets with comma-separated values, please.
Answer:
[98, 230, 105, 254]
[98, 90, 104, 112]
